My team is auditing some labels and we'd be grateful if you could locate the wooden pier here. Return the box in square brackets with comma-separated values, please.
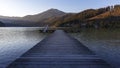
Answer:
[7, 30, 112, 68]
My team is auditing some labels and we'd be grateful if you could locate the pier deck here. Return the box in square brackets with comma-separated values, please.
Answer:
[7, 30, 112, 68]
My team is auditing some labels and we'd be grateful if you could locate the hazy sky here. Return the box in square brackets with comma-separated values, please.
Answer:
[0, 0, 119, 17]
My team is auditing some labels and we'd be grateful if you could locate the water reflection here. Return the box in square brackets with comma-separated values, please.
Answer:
[70, 29, 120, 68]
[0, 27, 48, 68]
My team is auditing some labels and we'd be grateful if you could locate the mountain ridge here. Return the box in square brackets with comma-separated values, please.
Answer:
[50, 5, 120, 28]
[22, 8, 66, 22]
[0, 5, 120, 27]
[0, 8, 66, 26]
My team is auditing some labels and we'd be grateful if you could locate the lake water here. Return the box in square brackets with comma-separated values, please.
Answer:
[0, 27, 48, 68]
[0, 28, 119, 68]
[70, 29, 120, 68]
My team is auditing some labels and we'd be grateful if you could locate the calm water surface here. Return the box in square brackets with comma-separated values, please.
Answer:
[0, 27, 48, 68]
[70, 29, 120, 68]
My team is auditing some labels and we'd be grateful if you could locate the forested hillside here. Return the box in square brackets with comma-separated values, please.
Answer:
[50, 5, 120, 28]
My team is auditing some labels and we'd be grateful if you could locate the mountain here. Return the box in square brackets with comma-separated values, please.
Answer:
[0, 9, 66, 26]
[0, 16, 35, 27]
[23, 8, 66, 22]
[51, 5, 120, 28]
[50, 7, 110, 27]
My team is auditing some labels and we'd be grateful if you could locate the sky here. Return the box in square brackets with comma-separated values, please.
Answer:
[0, 0, 120, 17]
